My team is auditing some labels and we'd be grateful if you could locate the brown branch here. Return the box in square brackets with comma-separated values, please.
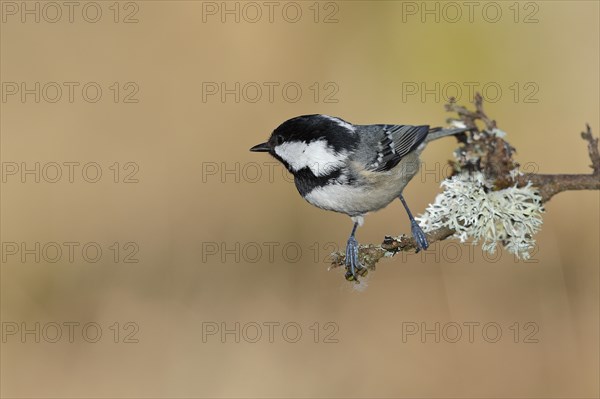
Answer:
[516, 125, 600, 201]
[445, 92, 497, 131]
[330, 226, 455, 271]
[582, 124, 600, 175]
[331, 95, 600, 276]
[518, 173, 599, 202]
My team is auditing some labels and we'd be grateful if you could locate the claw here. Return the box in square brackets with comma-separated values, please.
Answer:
[410, 220, 429, 252]
[399, 194, 430, 253]
[345, 235, 365, 283]
[345, 271, 358, 282]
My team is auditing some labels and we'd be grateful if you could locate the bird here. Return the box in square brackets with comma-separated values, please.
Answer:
[250, 114, 469, 282]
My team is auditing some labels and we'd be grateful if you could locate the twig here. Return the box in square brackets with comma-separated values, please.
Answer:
[330, 226, 455, 270]
[331, 95, 600, 271]
[445, 92, 497, 131]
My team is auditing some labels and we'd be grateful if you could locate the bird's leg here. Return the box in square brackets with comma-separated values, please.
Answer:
[344, 221, 367, 282]
[398, 194, 429, 252]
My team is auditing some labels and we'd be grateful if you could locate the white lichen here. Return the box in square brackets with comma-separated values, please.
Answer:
[450, 120, 467, 129]
[491, 127, 507, 138]
[416, 171, 544, 259]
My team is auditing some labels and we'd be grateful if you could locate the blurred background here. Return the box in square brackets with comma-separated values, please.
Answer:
[1, 1, 598, 397]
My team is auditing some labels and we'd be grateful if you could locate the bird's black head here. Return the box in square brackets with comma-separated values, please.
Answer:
[249, 114, 358, 175]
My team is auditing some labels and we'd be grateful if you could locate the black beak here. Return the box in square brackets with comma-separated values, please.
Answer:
[249, 142, 270, 152]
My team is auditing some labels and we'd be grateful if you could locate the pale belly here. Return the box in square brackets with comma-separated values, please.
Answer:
[304, 154, 421, 216]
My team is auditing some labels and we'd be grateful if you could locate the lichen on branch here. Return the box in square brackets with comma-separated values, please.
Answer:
[331, 94, 600, 274]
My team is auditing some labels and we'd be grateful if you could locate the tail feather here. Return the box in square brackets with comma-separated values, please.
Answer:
[425, 127, 471, 143]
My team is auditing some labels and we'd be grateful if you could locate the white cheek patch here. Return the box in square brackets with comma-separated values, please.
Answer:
[274, 140, 347, 176]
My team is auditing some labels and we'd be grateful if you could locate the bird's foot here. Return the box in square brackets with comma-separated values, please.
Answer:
[410, 220, 429, 252]
[344, 236, 367, 282]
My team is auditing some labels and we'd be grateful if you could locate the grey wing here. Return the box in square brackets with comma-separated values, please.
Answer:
[363, 125, 430, 172]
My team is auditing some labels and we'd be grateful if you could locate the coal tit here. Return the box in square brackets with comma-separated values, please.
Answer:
[250, 114, 468, 282]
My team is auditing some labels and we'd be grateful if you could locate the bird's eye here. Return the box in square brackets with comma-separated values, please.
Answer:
[275, 134, 284, 145]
